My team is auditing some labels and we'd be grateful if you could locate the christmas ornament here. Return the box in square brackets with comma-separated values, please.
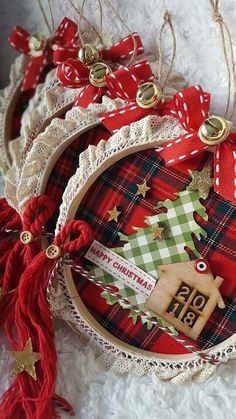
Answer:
[187, 167, 214, 199]
[45, 110, 236, 384]
[9, 338, 40, 380]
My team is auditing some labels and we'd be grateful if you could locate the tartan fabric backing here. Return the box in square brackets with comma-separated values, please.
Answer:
[72, 149, 236, 355]
[43, 121, 236, 355]
[45, 125, 111, 233]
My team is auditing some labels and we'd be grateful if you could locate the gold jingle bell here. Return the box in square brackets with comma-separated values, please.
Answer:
[89, 62, 112, 88]
[198, 116, 230, 146]
[28, 34, 47, 57]
[136, 82, 162, 109]
[20, 230, 34, 244]
[78, 43, 99, 66]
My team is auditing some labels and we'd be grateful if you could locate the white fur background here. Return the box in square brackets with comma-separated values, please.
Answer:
[1, 0, 236, 418]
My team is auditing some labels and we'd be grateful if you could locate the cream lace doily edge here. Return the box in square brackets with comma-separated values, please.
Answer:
[0, 55, 27, 173]
[53, 114, 236, 383]
[16, 97, 125, 213]
[5, 70, 82, 211]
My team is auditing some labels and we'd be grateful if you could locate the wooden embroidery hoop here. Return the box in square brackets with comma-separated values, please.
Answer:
[0, 55, 27, 173]
[51, 115, 236, 383]
[4, 65, 82, 211]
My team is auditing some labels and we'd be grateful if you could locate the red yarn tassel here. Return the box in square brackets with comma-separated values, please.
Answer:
[0, 198, 22, 273]
[0, 220, 92, 419]
[0, 196, 56, 331]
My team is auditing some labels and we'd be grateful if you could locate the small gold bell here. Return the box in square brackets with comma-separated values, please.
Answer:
[198, 116, 230, 145]
[136, 82, 162, 109]
[28, 34, 47, 57]
[78, 44, 99, 66]
[89, 62, 112, 88]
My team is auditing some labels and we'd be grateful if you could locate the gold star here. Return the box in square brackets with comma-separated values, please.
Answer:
[107, 206, 121, 222]
[152, 224, 165, 240]
[187, 167, 214, 199]
[135, 181, 150, 198]
[9, 338, 41, 381]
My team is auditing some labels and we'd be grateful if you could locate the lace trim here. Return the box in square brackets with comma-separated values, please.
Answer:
[52, 115, 236, 382]
[49, 268, 236, 384]
[0, 55, 27, 173]
[19, 69, 82, 165]
[17, 97, 125, 213]
[5, 70, 82, 210]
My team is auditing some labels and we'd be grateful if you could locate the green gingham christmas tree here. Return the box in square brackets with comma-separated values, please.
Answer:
[90, 189, 208, 331]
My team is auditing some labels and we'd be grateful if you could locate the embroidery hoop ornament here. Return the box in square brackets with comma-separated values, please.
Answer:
[49, 102, 236, 384]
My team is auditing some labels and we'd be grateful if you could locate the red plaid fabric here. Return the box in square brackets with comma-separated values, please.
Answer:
[45, 125, 111, 232]
[44, 127, 236, 355]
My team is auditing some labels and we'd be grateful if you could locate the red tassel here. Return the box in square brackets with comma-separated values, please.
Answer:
[0, 196, 55, 330]
[0, 220, 92, 419]
[0, 198, 22, 273]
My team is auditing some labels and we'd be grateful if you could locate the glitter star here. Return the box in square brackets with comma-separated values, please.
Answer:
[107, 206, 121, 222]
[187, 167, 214, 199]
[152, 224, 165, 240]
[135, 182, 150, 198]
[9, 338, 41, 380]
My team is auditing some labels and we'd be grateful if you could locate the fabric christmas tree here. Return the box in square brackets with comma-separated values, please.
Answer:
[89, 189, 208, 330]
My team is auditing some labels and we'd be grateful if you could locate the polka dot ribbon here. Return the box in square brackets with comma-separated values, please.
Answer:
[56, 33, 144, 108]
[9, 17, 78, 92]
[158, 85, 236, 205]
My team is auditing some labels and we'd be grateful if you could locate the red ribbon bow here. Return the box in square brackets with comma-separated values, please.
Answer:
[9, 17, 78, 91]
[99, 63, 182, 133]
[56, 32, 144, 108]
[159, 85, 236, 205]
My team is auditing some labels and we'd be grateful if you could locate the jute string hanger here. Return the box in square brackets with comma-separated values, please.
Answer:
[209, 0, 236, 121]
[70, 0, 139, 66]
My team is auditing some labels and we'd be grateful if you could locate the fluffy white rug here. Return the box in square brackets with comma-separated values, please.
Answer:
[0, 0, 236, 418]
